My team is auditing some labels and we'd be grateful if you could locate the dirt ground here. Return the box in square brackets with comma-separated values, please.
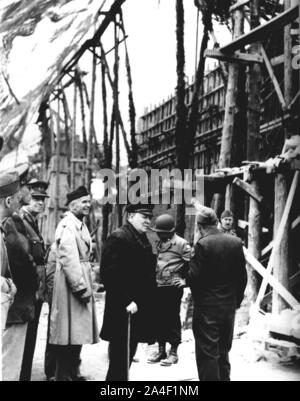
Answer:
[31, 295, 300, 382]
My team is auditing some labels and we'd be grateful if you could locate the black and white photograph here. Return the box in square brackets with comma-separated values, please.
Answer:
[0, 0, 300, 383]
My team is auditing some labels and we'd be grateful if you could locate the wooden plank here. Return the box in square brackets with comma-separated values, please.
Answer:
[292, 215, 300, 230]
[230, 0, 251, 12]
[244, 247, 300, 308]
[262, 271, 300, 307]
[221, 6, 298, 53]
[254, 171, 299, 311]
[271, 54, 285, 66]
[261, 46, 287, 111]
[261, 241, 274, 257]
[205, 49, 263, 64]
[233, 177, 264, 202]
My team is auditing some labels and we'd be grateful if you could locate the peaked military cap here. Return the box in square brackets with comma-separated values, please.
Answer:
[126, 203, 154, 217]
[27, 178, 49, 192]
[0, 171, 20, 198]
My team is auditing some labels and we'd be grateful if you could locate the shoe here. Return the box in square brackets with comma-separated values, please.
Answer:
[160, 352, 179, 366]
[132, 356, 140, 363]
[46, 376, 55, 381]
[71, 373, 89, 381]
[147, 345, 167, 364]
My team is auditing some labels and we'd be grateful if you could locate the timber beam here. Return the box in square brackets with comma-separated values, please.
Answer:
[261, 46, 287, 111]
[220, 5, 298, 54]
[230, 0, 251, 13]
[205, 49, 263, 64]
[233, 177, 264, 202]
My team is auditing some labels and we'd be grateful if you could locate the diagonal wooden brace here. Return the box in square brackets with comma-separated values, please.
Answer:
[233, 177, 264, 202]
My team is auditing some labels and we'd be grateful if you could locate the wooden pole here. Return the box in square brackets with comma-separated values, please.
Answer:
[215, 4, 244, 214]
[246, 0, 262, 309]
[174, 0, 188, 237]
[55, 95, 61, 227]
[86, 48, 97, 191]
[218, 7, 244, 169]
[114, 16, 122, 227]
[272, 0, 293, 314]
[101, 44, 110, 244]
[71, 75, 77, 190]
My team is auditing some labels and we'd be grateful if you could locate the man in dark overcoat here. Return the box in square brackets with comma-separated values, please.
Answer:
[19, 181, 49, 381]
[100, 203, 157, 381]
[187, 205, 247, 382]
[0, 171, 38, 381]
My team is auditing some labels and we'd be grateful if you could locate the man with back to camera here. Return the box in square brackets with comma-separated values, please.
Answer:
[49, 186, 99, 381]
[187, 205, 247, 381]
[100, 203, 157, 381]
[19, 180, 49, 381]
[147, 214, 191, 366]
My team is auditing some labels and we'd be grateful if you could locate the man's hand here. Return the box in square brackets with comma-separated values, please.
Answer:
[126, 302, 138, 314]
[173, 278, 186, 288]
[74, 289, 91, 305]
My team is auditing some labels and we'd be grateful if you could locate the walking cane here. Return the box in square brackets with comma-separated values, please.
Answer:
[127, 312, 131, 381]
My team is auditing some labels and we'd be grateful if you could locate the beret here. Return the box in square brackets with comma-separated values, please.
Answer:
[66, 186, 89, 206]
[221, 210, 234, 220]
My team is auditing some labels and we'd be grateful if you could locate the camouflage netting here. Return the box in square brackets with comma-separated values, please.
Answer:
[0, 0, 114, 159]
[194, 0, 233, 28]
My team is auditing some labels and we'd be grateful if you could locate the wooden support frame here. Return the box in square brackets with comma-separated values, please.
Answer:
[253, 171, 299, 311]
[230, 0, 251, 13]
[233, 177, 264, 202]
[205, 49, 263, 64]
[244, 247, 300, 309]
[261, 46, 287, 111]
[262, 271, 300, 307]
[220, 5, 298, 54]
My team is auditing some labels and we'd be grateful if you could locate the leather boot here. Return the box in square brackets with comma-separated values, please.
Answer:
[160, 345, 179, 366]
[147, 344, 167, 364]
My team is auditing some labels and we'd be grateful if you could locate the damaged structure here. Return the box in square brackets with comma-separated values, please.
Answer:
[0, 0, 300, 366]
[137, 0, 300, 355]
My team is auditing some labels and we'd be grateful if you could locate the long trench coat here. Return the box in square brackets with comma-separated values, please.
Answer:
[49, 212, 99, 345]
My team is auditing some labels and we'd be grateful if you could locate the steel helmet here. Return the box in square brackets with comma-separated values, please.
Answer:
[152, 214, 175, 233]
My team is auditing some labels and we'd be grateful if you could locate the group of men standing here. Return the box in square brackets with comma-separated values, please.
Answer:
[1, 170, 98, 381]
[101, 203, 247, 382]
[1, 165, 247, 382]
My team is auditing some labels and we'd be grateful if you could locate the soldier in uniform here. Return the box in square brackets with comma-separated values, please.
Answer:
[49, 186, 99, 381]
[100, 203, 157, 381]
[219, 210, 237, 236]
[19, 180, 49, 381]
[0, 172, 38, 381]
[187, 205, 247, 381]
[148, 214, 191, 366]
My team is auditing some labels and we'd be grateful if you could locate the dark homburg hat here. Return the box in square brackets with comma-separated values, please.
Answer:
[0, 171, 20, 198]
[126, 203, 154, 217]
[65, 186, 90, 206]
